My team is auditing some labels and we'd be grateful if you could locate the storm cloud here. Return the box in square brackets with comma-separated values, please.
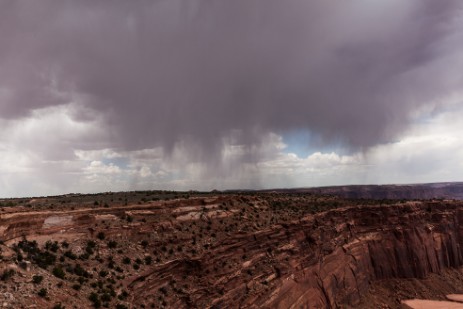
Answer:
[1, 0, 463, 160]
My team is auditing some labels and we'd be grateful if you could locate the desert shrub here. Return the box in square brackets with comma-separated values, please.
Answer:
[159, 286, 168, 295]
[32, 275, 44, 284]
[100, 292, 111, 302]
[15, 240, 57, 269]
[64, 250, 77, 260]
[45, 241, 60, 252]
[74, 264, 89, 277]
[89, 292, 101, 308]
[52, 266, 66, 279]
[16, 251, 24, 262]
[117, 290, 128, 300]
[72, 284, 81, 290]
[141, 240, 148, 248]
[108, 241, 117, 249]
[38, 288, 47, 297]
[36, 253, 56, 268]
[86, 241, 96, 255]
[97, 232, 105, 240]
[0, 269, 15, 281]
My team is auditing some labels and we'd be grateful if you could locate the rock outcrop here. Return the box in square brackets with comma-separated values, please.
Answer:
[164, 201, 463, 308]
[0, 195, 462, 308]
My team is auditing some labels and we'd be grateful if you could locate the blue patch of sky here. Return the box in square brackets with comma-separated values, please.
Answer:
[101, 157, 130, 169]
[282, 129, 351, 157]
[413, 100, 463, 125]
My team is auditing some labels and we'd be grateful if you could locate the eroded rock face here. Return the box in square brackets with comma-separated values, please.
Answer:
[187, 201, 463, 308]
[260, 202, 463, 308]
[0, 196, 462, 308]
[123, 201, 463, 308]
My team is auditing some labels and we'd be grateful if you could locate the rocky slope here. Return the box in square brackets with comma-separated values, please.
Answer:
[0, 193, 462, 308]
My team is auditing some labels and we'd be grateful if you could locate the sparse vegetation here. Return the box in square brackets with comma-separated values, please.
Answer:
[38, 288, 47, 297]
[97, 232, 105, 240]
[0, 188, 457, 308]
[32, 274, 44, 284]
[52, 266, 66, 279]
[1, 269, 15, 281]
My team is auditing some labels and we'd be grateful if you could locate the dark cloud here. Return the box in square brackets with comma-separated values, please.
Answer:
[1, 0, 462, 158]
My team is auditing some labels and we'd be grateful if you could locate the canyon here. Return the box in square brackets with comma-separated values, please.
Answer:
[0, 190, 462, 308]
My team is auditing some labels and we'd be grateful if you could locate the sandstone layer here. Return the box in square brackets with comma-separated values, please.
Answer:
[0, 193, 461, 308]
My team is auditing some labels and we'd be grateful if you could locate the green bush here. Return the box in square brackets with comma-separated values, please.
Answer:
[38, 288, 47, 297]
[52, 266, 66, 279]
[32, 275, 44, 284]
[117, 291, 128, 300]
[16, 240, 56, 269]
[74, 264, 90, 277]
[89, 292, 101, 308]
[108, 240, 117, 249]
[0, 269, 15, 281]
[72, 284, 81, 291]
[101, 292, 111, 302]
[64, 250, 77, 260]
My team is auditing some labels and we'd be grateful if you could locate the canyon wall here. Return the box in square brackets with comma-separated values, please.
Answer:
[0, 199, 462, 308]
[258, 202, 463, 308]
[187, 201, 463, 308]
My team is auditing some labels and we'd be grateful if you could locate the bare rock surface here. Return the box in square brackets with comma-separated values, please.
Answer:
[0, 191, 462, 308]
[448, 294, 463, 303]
[402, 299, 463, 309]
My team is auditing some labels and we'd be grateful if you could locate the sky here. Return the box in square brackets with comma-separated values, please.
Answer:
[0, 0, 463, 197]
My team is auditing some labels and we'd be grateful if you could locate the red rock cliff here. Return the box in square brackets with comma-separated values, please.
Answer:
[1, 199, 463, 308]
[256, 202, 463, 308]
[120, 200, 463, 308]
